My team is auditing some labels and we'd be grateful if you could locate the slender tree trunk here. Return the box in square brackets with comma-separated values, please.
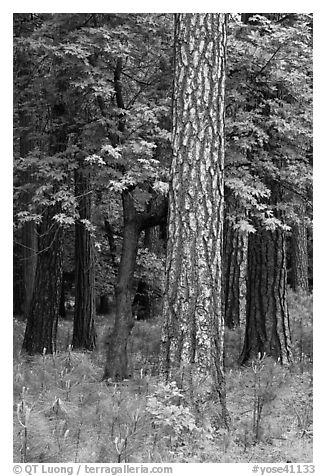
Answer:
[59, 277, 66, 318]
[240, 224, 292, 364]
[72, 162, 96, 350]
[104, 194, 168, 380]
[291, 203, 309, 292]
[103, 53, 168, 380]
[223, 217, 247, 328]
[22, 222, 38, 317]
[104, 192, 140, 380]
[22, 206, 63, 354]
[132, 279, 151, 320]
[160, 13, 229, 425]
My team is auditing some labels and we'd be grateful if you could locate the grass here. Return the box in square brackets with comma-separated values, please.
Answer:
[13, 290, 313, 463]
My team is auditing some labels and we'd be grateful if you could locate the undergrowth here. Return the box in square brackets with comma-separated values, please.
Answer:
[13, 291, 313, 463]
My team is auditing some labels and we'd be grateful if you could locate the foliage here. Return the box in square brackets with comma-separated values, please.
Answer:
[14, 14, 312, 314]
[14, 13, 172, 227]
[225, 14, 312, 230]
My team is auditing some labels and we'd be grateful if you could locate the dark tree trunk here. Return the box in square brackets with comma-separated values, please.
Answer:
[72, 163, 96, 350]
[104, 193, 168, 380]
[103, 53, 168, 381]
[291, 203, 309, 292]
[240, 225, 292, 364]
[104, 192, 140, 380]
[223, 218, 247, 328]
[22, 206, 63, 354]
[132, 279, 151, 320]
[59, 277, 66, 318]
[104, 219, 117, 267]
[96, 295, 110, 314]
[22, 221, 38, 317]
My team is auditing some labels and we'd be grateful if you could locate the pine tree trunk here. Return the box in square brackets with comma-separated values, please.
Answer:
[22, 206, 63, 354]
[22, 221, 37, 317]
[72, 163, 96, 350]
[223, 217, 247, 328]
[160, 13, 229, 425]
[240, 225, 292, 364]
[292, 203, 309, 292]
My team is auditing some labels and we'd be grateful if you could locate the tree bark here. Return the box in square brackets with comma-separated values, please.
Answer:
[104, 191, 141, 380]
[291, 203, 309, 292]
[160, 13, 229, 425]
[240, 224, 292, 364]
[72, 162, 96, 350]
[22, 206, 63, 354]
[22, 221, 38, 317]
[223, 217, 247, 328]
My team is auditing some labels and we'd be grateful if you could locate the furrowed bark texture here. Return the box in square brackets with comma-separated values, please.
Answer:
[22, 206, 63, 354]
[292, 203, 309, 292]
[161, 14, 228, 421]
[72, 162, 96, 350]
[240, 225, 292, 365]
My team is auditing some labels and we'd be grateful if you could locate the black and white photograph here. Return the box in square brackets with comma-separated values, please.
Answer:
[10, 7, 317, 472]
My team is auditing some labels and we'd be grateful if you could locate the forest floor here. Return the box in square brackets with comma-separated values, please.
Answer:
[13, 291, 313, 463]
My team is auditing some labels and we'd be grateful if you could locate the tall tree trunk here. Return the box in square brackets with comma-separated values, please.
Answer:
[72, 162, 96, 350]
[223, 217, 247, 328]
[22, 221, 38, 317]
[59, 277, 66, 318]
[291, 203, 309, 292]
[160, 13, 229, 425]
[240, 224, 292, 364]
[103, 53, 168, 380]
[18, 107, 38, 317]
[22, 206, 63, 354]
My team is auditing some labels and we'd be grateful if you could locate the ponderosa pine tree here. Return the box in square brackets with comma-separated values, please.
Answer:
[160, 13, 229, 426]
[72, 155, 96, 350]
[22, 205, 64, 354]
[291, 201, 309, 292]
[225, 14, 312, 364]
[240, 217, 292, 364]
